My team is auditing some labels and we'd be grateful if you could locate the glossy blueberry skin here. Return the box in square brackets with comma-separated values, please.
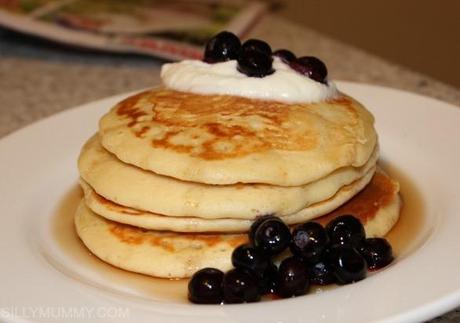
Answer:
[253, 218, 292, 256]
[258, 262, 278, 294]
[290, 56, 328, 84]
[203, 31, 241, 63]
[326, 244, 367, 285]
[358, 238, 394, 270]
[223, 268, 261, 303]
[249, 214, 276, 245]
[307, 258, 336, 285]
[290, 221, 329, 263]
[188, 267, 224, 304]
[273, 49, 296, 63]
[326, 215, 366, 247]
[276, 256, 310, 298]
[237, 50, 274, 77]
[231, 244, 270, 274]
[241, 39, 272, 56]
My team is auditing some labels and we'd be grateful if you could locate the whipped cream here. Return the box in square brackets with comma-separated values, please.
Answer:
[160, 58, 338, 104]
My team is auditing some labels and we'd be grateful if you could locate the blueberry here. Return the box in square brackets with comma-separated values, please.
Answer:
[326, 215, 365, 247]
[273, 49, 296, 63]
[253, 218, 291, 256]
[203, 31, 241, 63]
[358, 238, 394, 270]
[290, 56, 328, 84]
[290, 222, 329, 263]
[237, 50, 274, 77]
[258, 262, 278, 294]
[249, 214, 275, 245]
[326, 245, 367, 285]
[188, 267, 224, 304]
[276, 256, 309, 298]
[231, 244, 270, 274]
[241, 39, 272, 56]
[223, 268, 260, 303]
[307, 258, 336, 285]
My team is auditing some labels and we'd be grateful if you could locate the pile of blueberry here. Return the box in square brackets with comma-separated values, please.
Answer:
[203, 31, 329, 84]
[188, 215, 393, 304]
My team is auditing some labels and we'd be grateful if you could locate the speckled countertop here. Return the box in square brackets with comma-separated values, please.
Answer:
[0, 14, 459, 322]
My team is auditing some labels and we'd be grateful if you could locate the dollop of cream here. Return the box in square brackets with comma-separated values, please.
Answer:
[160, 58, 338, 104]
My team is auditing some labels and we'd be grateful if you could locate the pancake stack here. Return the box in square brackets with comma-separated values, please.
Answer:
[75, 89, 400, 278]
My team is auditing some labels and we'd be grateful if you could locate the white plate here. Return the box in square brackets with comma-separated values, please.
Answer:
[1, 82, 459, 323]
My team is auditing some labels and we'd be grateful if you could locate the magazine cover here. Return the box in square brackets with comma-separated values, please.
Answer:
[0, 0, 267, 60]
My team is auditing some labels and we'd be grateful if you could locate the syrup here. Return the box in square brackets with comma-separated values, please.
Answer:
[50, 164, 424, 303]
[51, 185, 188, 302]
[379, 162, 425, 257]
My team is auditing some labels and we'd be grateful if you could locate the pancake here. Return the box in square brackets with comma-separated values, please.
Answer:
[75, 169, 400, 278]
[98, 89, 377, 186]
[316, 170, 401, 238]
[74, 201, 246, 278]
[79, 134, 379, 219]
[80, 165, 374, 232]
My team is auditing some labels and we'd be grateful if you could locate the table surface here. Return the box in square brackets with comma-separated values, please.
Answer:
[0, 13, 459, 322]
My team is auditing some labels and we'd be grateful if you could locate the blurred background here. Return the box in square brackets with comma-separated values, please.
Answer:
[0, 0, 458, 88]
[278, 0, 460, 88]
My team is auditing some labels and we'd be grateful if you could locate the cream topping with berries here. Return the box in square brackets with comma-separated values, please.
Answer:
[161, 57, 338, 104]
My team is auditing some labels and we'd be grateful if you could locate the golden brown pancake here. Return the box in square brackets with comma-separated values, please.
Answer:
[75, 170, 400, 278]
[316, 170, 401, 237]
[98, 89, 377, 186]
[79, 134, 379, 219]
[79, 166, 375, 232]
[75, 201, 248, 278]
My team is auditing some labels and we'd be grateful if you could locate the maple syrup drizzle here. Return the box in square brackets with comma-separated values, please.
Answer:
[51, 185, 188, 302]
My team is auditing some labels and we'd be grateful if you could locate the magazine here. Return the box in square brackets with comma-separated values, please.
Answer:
[0, 0, 267, 60]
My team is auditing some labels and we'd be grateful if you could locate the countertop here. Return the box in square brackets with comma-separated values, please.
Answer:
[0, 13, 459, 322]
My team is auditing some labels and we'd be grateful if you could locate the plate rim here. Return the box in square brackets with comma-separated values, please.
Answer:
[1, 82, 459, 323]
